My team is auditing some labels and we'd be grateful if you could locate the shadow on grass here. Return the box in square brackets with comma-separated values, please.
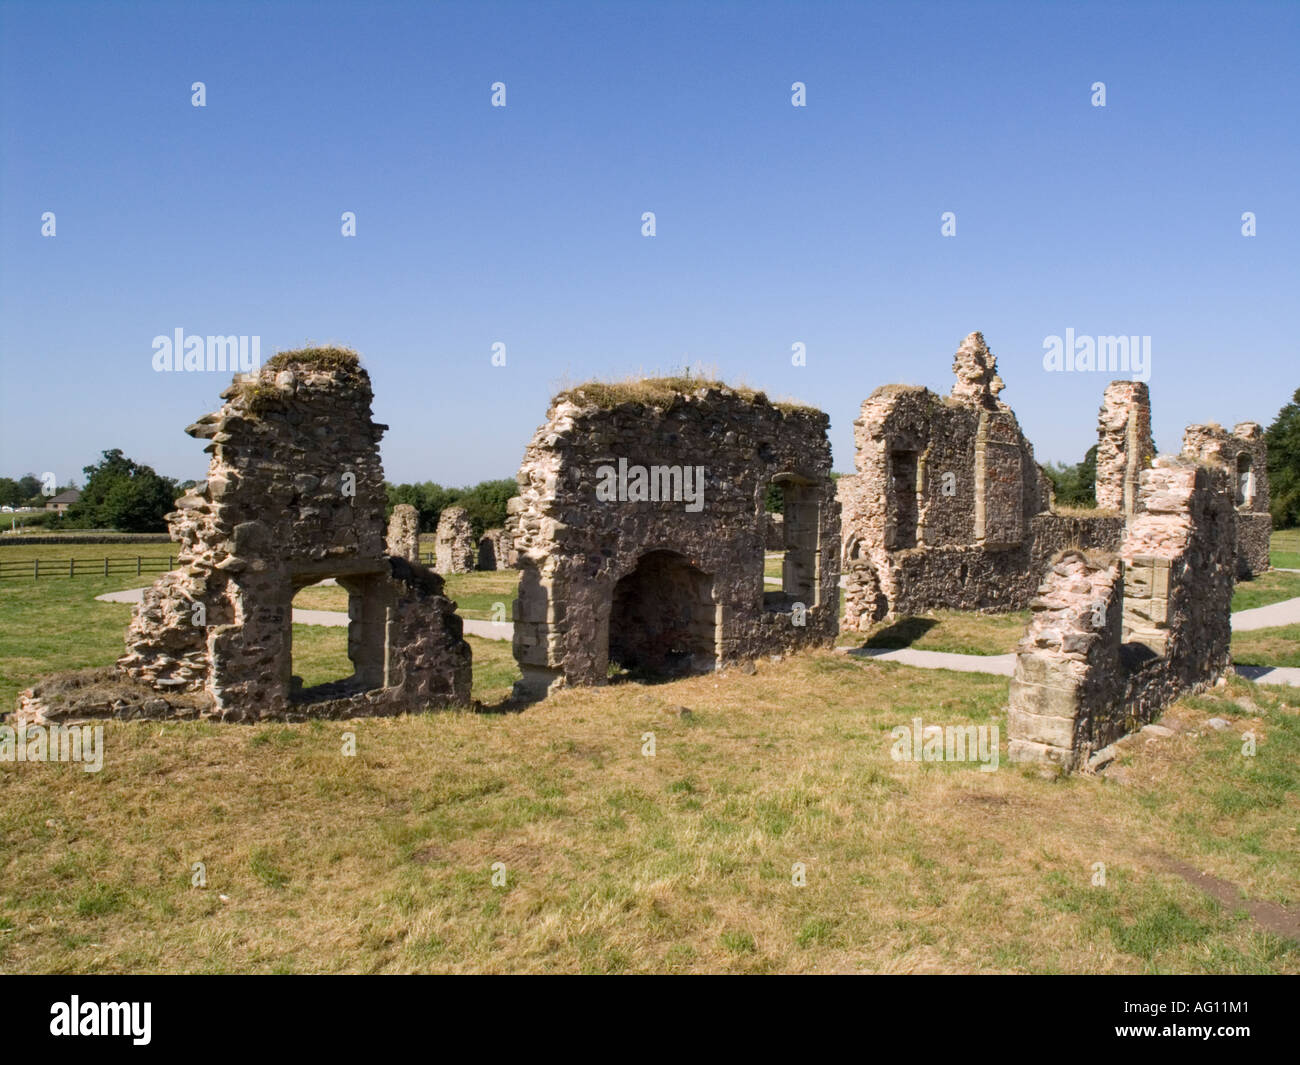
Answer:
[857, 617, 939, 651]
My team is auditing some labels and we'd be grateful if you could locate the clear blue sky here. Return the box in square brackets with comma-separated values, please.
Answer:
[2, 0, 1297, 488]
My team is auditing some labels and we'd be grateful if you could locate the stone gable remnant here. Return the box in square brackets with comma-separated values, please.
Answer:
[507, 378, 841, 698]
[1008, 455, 1236, 770]
[476, 527, 514, 571]
[434, 505, 475, 574]
[386, 503, 421, 562]
[1095, 381, 1154, 515]
[1182, 421, 1271, 577]
[16, 348, 473, 724]
[838, 332, 1126, 628]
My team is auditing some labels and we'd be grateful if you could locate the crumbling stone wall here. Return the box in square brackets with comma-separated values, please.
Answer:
[1182, 422, 1271, 577]
[840, 333, 1125, 628]
[476, 528, 514, 571]
[434, 505, 475, 574]
[507, 380, 840, 697]
[102, 349, 472, 722]
[1095, 381, 1154, 515]
[386, 503, 421, 562]
[1008, 456, 1235, 769]
[765, 512, 785, 551]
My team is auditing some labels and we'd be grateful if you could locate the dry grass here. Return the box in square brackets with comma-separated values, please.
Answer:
[1052, 505, 1121, 519]
[555, 371, 816, 415]
[3, 538, 1299, 973]
[839, 611, 1029, 656]
[1, 654, 1296, 974]
[262, 346, 362, 377]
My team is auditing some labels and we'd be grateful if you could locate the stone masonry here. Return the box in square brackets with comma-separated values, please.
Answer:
[1182, 422, 1271, 577]
[1008, 455, 1236, 769]
[476, 527, 514, 571]
[507, 379, 840, 697]
[434, 505, 475, 574]
[71, 348, 474, 723]
[386, 503, 421, 562]
[839, 333, 1125, 628]
[1095, 381, 1154, 515]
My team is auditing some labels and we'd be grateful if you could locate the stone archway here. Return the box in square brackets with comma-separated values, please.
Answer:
[608, 551, 717, 677]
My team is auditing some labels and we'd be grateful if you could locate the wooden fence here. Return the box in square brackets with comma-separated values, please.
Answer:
[0, 553, 441, 580]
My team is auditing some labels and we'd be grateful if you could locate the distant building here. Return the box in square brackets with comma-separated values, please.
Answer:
[45, 489, 81, 513]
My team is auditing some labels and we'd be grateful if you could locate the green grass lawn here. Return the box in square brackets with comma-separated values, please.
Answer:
[1272, 528, 1300, 570]
[1232, 568, 1300, 611]
[1232, 625, 1300, 669]
[839, 611, 1029, 656]
[1, 653, 1296, 973]
[3, 541, 1300, 973]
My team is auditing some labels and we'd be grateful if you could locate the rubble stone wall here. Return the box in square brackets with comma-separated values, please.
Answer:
[106, 349, 471, 722]
[386, 503, 421, 562]
[840, 333, 1125, 628]
[507, 382, 840, 697]
[434, 505, 475, 574]
[476, 527, 514, 571]
[1095, 381, 1154, 515]
[1008, 456, 1235, 769]
[1182, 421, 1271, 577]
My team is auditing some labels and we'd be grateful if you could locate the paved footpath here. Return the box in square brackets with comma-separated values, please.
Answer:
[96, 587, 1300, 686]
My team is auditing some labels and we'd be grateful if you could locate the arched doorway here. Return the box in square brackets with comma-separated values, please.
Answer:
[608, 551, 717, 677]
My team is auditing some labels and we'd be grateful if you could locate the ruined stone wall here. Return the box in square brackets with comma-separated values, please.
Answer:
[840, 332, 1114, 628]
[1182, 421, 1271, 576]
[508, 382, 840, 697]
[1008, 456, 1235, 769]
[108, 349, 471, 721]
[476, 527, 515, 571]
[765, 512, 785, 551]
[386, 503, 420, 562]
[1095, 381, 1154, 514]
[434, 505, 475, 574]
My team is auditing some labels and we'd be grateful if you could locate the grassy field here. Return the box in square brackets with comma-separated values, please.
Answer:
[1272, 528, 1300, 570]
[1232, 569, 1300, 611]
[2, 534, 1299, 973]
[1, 654, 1296, 973]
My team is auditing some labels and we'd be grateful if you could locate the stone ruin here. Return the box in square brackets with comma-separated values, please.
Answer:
[476, 527, 514, 571]
[385, 503, 421, 562]
[1182, 421, 1271, 577]
[434, 505, 475, 574]
[506, 379, 841, 697]
[764, 512, 785, 550]
[18, 349, 473, 724]
[838, 333, 1126, 628]
[1096, 381, 1155, 515]
[1008, 455, 1236, 769]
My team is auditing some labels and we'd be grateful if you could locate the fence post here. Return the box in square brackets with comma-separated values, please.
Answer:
[34, 559, 38, 579]
[70, 558, 74, 578]
[137, 556, 141, 576]
[104, 557, 109, 576]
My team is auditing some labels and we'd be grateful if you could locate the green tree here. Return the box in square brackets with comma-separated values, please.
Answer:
[1044, 444, 1098, 508]
[456, 478, 518, 538]
[1266, 387, 1300, 528]
[67, 449, 179, 532]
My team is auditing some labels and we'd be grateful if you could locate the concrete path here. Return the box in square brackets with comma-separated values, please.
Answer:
[1234, 665, 1300, 686]
[1231, 597, 1300, 631]
[95, 587, 1300, 685]
[845, 646, 1016, 675]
